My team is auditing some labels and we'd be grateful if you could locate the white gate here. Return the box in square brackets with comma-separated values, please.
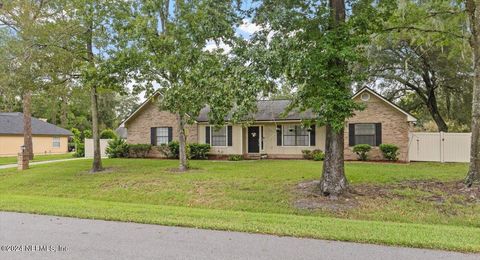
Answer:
[408, 132, 471, 163]
[84, 139, 111, 158]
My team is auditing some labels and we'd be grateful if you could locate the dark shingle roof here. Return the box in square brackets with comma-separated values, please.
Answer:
[196, 100, 315, 122]
[0, 112, 72, 136]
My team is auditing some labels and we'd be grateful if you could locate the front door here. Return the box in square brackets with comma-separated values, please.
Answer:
[248, 127, 260, 153]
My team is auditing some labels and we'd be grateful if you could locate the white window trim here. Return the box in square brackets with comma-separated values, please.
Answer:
[282, 125, 310, 147]
[210, 126, 228, 147]
[52, 137, 61, 148]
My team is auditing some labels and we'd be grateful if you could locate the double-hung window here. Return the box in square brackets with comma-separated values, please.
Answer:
[156, 127, 170, 145]
[354, 123, 376, 146]
[283, 125, 309, 146]
[52, 137, 60, 148]
[211, 127, 227, 146]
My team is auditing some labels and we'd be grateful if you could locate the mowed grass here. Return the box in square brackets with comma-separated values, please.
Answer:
[0, 159, 479, 252]
[0, 153, 74, 165]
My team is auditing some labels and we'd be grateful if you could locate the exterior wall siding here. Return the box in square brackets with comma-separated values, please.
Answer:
[344, 94, 411, 162]
[125, 99, 198, 158]
[0, 135, 69, 157]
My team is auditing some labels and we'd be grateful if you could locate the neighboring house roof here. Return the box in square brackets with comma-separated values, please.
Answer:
[196, 100, 315, 122]
[353, 87, 417, 122]
[121, 87, 417, 124]
[0, 112, 73, 136]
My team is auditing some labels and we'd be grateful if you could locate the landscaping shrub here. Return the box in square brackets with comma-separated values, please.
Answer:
[312, 149, 325, 161]
[106, 138, 130, 158]
[380, 144, 399, 161]
[352, 144, 372, 161]
[189, 143, 211, 159]
[100, 129, 118, 139]
[163, 141, 191, 159]
[302, 150, 313, 160]
[228, 154, 244, 161]
[128, 144, 152, 158]
[74, 143, 85, 157]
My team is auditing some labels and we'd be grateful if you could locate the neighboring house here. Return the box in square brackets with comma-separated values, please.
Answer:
[121, 87, 416, 161]
[0, 113, 72, 157]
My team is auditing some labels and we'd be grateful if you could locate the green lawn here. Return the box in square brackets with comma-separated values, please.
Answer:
[0, 153, 74, 165]
[0, 159, 479, 252]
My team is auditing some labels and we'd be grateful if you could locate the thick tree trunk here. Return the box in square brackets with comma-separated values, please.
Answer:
[320, 125, 348, 196]
[87, 12, 102, 173]
[178, 114, 188, 172]
[23, 90, 34, 160]
[466, 0, 480, 186]
[426, 93, 449, 132]
[319, 0, 349, 196]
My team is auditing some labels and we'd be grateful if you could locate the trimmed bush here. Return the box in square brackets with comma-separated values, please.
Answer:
[352, 144, 372, 161]
[129, 144, 152, 158]
[312, 149, 325, 161]
[302, 150, 313, 160]
[189, 144, 211, 160]
[100, 129, 118, 139]
[228, 154, 244, 161]
[106, 138, 130, 158]
[380, 144, 400, 161]
[74, 143, 85, 157]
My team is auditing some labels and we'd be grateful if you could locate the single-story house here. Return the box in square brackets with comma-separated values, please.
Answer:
[121, 87, 417, 161]
[0, 112, 72, 157]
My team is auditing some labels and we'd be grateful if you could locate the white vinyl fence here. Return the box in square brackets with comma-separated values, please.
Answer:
[84, 139, 111, 158]
[408, 132, 471, 163]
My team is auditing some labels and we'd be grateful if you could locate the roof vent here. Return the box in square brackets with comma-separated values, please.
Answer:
[361, 92, 370, 101]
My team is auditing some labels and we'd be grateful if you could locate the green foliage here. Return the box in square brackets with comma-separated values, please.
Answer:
[380, 144, 400, 161]
[128, 144, 152, 158]
[106, 138, 130, 158]
[84, 130, 92, 139]
[189, 144, 211, 160]
[302, 150, 313, 160]
[353, 144, 372, 161]
[228, 155, 244, 161]
[312, 150, 325, 161]
[100, 129, 118, 139]
[74, 143, 85, 158]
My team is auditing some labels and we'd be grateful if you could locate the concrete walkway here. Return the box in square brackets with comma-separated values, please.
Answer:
[0, 212, 478, 260]
[0, 158, 87, 170]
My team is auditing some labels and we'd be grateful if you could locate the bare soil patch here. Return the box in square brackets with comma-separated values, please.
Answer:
[294, 180, 480, 211]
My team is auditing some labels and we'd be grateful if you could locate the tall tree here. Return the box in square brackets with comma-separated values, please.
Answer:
[252, 0, 381, 196]
[120, 0, 266, 171]
[466, 0, 480, 186]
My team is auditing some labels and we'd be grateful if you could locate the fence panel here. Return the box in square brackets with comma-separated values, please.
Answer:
[84, 139, 111, 158]
[408, 132, 471, 163]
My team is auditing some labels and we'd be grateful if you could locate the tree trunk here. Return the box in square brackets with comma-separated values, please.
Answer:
[178, 113, 188, 172]
[319, 0, 349, 196]
[60, 96, 68, 128]
[23, 90, 34, 160]
[466, 0, 480, 186]
[426, 92, 449, 132]
[87, 11, 102, 173]
[320, 125, 348, 196]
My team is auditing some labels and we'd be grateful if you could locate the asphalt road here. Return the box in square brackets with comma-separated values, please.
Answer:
[0, 212, 478, 260]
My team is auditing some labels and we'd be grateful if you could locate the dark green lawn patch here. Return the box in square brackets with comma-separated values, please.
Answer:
[0, 159, 478, 252]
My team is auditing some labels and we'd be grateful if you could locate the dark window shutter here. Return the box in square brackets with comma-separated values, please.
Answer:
[205, 126, 210, 144]
[348, 124, 355, 147]
[227, 126, 233, 146]
[310, 125, 316, 146]
[168, 127, 173, 143]
[276, 125, 282, 146]
[375, 123, 382, 146]
[151, 127, 157, 146]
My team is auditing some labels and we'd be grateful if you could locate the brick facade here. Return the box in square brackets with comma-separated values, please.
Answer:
[125, 97, 198, 157]
[344, 93, 412, 162]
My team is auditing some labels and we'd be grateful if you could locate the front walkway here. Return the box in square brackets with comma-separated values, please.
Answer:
[0, 212, 478, 260]
[0, 158, 87, 170]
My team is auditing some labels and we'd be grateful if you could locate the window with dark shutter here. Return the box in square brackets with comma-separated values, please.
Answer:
[205, 126, 210, 144]
[276, 125, 282, 146]
[310, 125, 316, 146]
[375, 123, 382, 146]
[350, 123, 381, 147]
[227, 126, 233, 146]
[348, 124, 355, 147]
[150, 127, 157, 146]
[168, 127, 173, 143]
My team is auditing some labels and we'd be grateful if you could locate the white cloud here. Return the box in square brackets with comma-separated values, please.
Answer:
[238, 19, 262, 35]
[203, 40, 232, 54]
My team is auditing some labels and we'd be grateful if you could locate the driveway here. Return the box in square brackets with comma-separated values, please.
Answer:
[0, 212, 478, 260]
